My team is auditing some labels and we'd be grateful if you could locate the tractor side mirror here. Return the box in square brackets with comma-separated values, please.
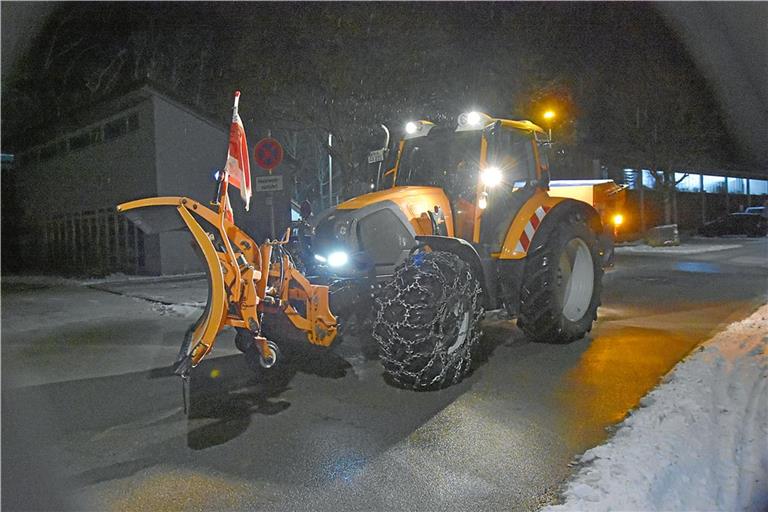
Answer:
[300, 199, 312, 220]
[484, 120, 503, 165]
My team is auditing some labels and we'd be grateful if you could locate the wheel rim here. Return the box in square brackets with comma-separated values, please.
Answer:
[558, 238, 594, 322]
[259, 340, 279, 368]
[447, 299, 471, 354]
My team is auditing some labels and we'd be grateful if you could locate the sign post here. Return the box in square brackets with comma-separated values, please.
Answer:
[254, 137, 284, 238]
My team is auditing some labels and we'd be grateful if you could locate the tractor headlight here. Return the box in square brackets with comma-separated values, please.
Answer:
[612, 213, 624, 226]
[405, 122, 418, 134]
[480, 166, 502, 187]
[327, 251, 349, 268]
[314, 254, 327, 263]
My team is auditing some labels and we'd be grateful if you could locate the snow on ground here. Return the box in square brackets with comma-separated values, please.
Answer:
[545, 304, 768, 512]
[2, 272, 205, 287]
[151, 302, 204, 317]
[615, 243, 741, 255]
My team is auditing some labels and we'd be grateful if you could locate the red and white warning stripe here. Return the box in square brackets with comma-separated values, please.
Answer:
[515, 205, 551, 253]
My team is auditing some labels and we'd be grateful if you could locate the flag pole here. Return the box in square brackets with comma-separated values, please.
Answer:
[214, 91, 241, 217]
[232, 90, 240, 119]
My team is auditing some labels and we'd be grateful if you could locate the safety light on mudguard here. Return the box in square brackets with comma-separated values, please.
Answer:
[314, 254, 327, 263]
[480, 166, 502, 187]
[327, 251, 349, 268]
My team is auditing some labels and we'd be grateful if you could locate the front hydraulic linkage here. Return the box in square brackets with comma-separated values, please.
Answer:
[117, 171, 338, 380]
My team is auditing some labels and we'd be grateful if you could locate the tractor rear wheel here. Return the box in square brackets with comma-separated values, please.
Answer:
[373, 251, 483, 390]
[517, 211, 602, 344]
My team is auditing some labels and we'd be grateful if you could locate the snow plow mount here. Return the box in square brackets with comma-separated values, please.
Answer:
[116, 193, 337, 373]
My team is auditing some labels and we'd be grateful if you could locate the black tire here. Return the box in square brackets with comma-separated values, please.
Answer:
[373, 250, 484, 390]
[234, 328, 252, 353]
[517, 210, 603, 344]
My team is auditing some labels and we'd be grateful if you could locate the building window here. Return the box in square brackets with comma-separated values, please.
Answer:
[24, 110, 139, 163]
[623, 169, 639, 189]
[727, 177, 747, 194]
[104, 117, 129, 141]
[39, 143, 58, 161]
[69, 131, 91, 151]
[91, 127, 103, 144]
[702, 175, 726, 193]
[675, 172, 701, 192]
[642, 170, 656, 189]
[127, 112, 139, 132]
[749, 179, 768, 195]
[104, 112, 139, 141]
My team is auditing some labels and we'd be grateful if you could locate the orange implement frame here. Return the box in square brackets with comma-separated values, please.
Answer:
[116, 193, 337, 370]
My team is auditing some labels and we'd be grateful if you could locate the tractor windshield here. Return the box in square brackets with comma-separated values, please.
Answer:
[397, 129, 482, 195]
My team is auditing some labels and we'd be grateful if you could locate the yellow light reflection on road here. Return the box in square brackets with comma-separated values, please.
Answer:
[556, 300, 760, 451]
[107, 468, 252, 512]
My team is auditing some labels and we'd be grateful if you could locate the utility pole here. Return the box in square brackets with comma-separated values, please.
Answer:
[639, 170, 646, 233]
[328, 132, 333, 207]
[700, 174, 706, 224]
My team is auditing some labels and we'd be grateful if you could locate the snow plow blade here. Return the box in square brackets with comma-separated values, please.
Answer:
[116, 195, 337, 373]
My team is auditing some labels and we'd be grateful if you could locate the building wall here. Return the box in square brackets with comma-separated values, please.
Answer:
[11, 90, 273, 276]
[152, 95, 228, 274]
[15, 100, 161, 274]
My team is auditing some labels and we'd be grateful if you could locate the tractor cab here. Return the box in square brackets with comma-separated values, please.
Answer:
[383, 113, 551, 249]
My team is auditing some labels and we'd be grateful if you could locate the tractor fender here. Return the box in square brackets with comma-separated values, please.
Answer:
[498, 194, 604, 260]
[415, 235, 496, 309]
[533, 199, 604, 242]
[528, 199, 612, 267]
[499, 199, 608, 316]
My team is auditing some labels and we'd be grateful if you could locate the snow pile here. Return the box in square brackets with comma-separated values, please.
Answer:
[545, 304, 768, 512]
[615, 243, 740, 255]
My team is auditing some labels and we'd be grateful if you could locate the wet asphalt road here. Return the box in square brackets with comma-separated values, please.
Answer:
[2, 238, 767, 511]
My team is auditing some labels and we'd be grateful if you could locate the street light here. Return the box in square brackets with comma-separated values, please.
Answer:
[543, 110, 555, 140]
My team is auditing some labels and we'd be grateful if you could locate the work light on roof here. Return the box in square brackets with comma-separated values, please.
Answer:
[403, 120, 435, 140]
[456, 111, 493, 131]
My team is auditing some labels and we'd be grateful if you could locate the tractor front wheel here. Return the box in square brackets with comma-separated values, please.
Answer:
[517, 212, 602, 344]
[373, 251, 483, 390]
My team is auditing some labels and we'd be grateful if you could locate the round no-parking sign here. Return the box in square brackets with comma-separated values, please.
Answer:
[254, 138, 284, 173]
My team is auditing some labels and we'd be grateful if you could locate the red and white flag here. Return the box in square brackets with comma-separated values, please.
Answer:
[224, 91, 252, 210]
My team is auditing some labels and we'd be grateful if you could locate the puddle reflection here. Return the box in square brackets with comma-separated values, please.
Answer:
[674, 261, 722, 274]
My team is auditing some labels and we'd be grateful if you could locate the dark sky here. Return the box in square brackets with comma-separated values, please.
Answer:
[2, 2, 766, 172]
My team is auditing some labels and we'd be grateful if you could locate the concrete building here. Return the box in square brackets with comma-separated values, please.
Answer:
[12, 85, 276, 276]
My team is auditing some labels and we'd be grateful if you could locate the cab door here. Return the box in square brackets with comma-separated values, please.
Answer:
[476, 126, 539, 251]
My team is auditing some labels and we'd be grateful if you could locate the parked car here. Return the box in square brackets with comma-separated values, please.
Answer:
[744, 206, 765, 216]
[699, 213, 768, 237]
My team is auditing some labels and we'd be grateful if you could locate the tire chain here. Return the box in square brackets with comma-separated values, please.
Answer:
[373, 251, 483, 389]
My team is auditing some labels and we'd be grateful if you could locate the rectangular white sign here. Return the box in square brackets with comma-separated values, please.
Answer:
[368, 149, 385, 164]
[254, 175, 284, 192]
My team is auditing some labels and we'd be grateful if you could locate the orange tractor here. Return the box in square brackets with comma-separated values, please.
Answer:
[304, 112, 623, 389]
[119, 102, 622, 393]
